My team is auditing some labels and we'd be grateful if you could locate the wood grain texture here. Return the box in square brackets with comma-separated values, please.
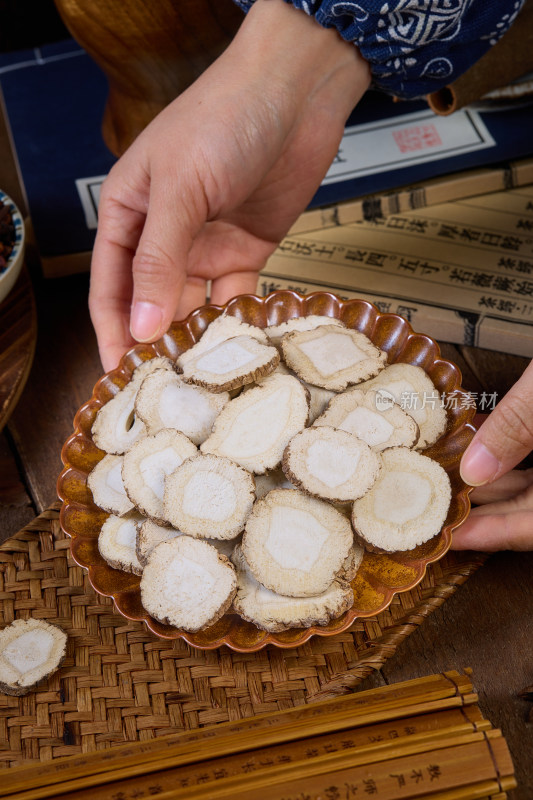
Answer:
[53, 0, 242, 154]
[0, 266, 37, 435]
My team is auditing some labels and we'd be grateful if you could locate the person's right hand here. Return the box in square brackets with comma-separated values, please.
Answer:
[89, 0, 371, 372]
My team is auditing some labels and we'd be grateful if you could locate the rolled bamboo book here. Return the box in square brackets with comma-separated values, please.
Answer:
[1, 670, 516, 800]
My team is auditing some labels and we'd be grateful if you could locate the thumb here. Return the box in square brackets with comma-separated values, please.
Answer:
[129, 179, 199, 342]
[460, 359, 533, 486]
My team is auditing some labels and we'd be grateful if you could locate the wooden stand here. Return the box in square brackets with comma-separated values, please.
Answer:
[53, 0, 242, 155]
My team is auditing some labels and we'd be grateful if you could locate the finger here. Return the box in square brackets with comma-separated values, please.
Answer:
[174, 278, 208, 321]
[89, 179, 147, 372]
[209, 270, 261, 307]
[130, 177, 200, 344]
[470, 468, 533, 505]
[452, 509, 533, 551]
[460, 359, 533, 486]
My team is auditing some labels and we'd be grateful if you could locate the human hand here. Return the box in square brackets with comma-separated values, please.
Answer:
[453, 358, 533, 551]
[89, 0, 370, 372]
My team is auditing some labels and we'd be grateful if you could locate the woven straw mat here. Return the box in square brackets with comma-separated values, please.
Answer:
[0, 503, 486, 766]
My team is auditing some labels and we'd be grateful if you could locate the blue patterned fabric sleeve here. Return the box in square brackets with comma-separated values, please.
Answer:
[233, 0, 526, 98]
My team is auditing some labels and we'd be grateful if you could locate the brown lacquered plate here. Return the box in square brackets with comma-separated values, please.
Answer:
[58, 292, 476, 651]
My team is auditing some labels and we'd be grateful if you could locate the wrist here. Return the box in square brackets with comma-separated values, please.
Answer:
[230, 0, 370, 121]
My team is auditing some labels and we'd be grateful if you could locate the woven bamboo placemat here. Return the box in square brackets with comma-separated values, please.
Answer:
[0, 503, 487, 767]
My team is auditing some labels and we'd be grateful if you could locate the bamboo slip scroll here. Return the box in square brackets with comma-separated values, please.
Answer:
[2, 670, 516, 800]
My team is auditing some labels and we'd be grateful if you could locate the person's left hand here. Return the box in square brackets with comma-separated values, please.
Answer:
[453, 358, 533, 551]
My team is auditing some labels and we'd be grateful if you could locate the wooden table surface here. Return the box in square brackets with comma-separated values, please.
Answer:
[1, 97, 533, 800]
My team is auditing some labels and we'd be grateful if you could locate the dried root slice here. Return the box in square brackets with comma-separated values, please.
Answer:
[181, 335, 280, 393]
[305, 383, 336, 424]
[136, 519, 183, 567]
[140, 536, 237, 631]
[242, 489, 353, 597]
[92, 382, 147, 455]
[358, 364, 447, 450]
[265, 315, 344, 349]
[164, 455, 255, 540]
[231, 545, 353, 632]
[281, 325, 387, 391]
[177, 314, 268, 369]
[351, 447, 452, 553]
[135, 369, 229, 444]
[340, 543, 365, 582]
[122, 429, 197, 523]
[283, 426, 381, 503]
[88, 454, 134, 516]
[201, 374, 309, 474]
[91, 358, 175, 455]
[98, 512, 144, 574]
[0, 619, 67, 696]
[314, 388, 419, 451]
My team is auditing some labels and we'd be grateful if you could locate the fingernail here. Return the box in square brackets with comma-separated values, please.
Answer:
[130, 302, 163, 342]
[460, 441, 500, 486]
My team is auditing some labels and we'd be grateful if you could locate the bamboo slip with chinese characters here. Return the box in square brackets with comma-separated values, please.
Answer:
[2, 670, 516, 800]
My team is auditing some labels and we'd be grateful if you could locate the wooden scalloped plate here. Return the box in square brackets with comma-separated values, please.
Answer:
[57, 292, 476, 652]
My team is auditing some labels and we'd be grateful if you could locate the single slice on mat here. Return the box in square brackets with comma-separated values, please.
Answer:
[282, 426, 381, 503]
[181, 335, 280, 393]
[92, 357, 175, 455]
[98, 512, 144, 574]
[231, 545, 353, 632]
[201, 374, 309, 473]
[122, 429, 197, 523]
[357, 364, 447, 449]
[164, 454, 255, 540]
[88, 454, 134, 516]
[265, 315, 344, 348]
[140, 536, 237, 631]
[135, 369, 229, 444]
[242, 488, 353, 597]
[351, 447, 452, 552]
[0, 619, 68, 696]
[281, 325, 387, 391]
[314, 388, 419, 451]
[136, 519, 184, 567]
[177, 314, 268, 369]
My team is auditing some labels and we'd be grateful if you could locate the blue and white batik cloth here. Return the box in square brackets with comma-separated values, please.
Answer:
[233, 0, 525, 98]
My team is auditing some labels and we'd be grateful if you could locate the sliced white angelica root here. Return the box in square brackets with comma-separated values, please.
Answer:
[341, 543, 365, 582]
[140, 537, 237, 631]
[135, 369, 229, 444]
[265, 315, 344, 349]
[314, 389, 419, 451]
[177, 314, 269, 369]
[283, 426, 381, 503]
[358, 364, 447, 450]
[0, 619, 67, 696]
[242, 489, 353, 597]
[136, 519, 183, 567]
[282, 325, 387, 391]
[181, 335, 280, 393]
[122, 429, 197, 523]
[88, 454, 134, 516]
[201, 374, 309, 474]
[98, 512, 144, 575]
[351, 447, 452, 552]
[91, 358, 175, 455]
[164, 455, 255, 540]
[231, 545, 353, 632]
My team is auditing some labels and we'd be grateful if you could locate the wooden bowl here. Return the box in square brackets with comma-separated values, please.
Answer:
[57, 292, 476, 652]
